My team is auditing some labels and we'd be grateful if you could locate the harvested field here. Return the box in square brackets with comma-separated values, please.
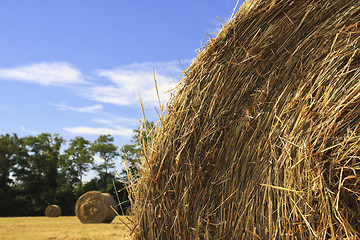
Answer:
[131, 0, 360, 239]
[0, 216, 132, 240]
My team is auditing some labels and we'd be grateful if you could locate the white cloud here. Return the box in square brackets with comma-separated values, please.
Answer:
[64, 126, 133, 137]
[0, 62, 87, 87]
[79, 61, 183, 107]
[51, 102, 103, 113]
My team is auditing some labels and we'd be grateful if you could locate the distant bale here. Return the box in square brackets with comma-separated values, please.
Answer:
[45, 205, 61, 217]
[75, 191, 118, 224]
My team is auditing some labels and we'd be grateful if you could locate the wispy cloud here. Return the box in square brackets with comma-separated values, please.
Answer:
[93, 116, 139, 128]
[20, 125, 39, 135]
[79, 61, 183, 107]
[63, 114, 139, 139]
[50, 102, 103, 113]
[0, 62, 87, 87]
[64, 126, 133, 137]
[0, 61, 184, 108]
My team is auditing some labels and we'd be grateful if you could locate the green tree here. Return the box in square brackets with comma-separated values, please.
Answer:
[0, 134, 17, 190]
[12, 133, 64, 215]
[90, 134, 119, 184]
[0, 134, 26, 216]
[120, 121, 155, 181]
[62, 136, 93, 186]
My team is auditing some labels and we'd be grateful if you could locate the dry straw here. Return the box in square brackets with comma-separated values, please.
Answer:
[130, 0, 360, 239]
[45, 205, 61, 217]
[75, 191, 118, 223]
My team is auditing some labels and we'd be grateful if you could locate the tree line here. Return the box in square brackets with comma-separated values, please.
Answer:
[0, 122, 154, 217]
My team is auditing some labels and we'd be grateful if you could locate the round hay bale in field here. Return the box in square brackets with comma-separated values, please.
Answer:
[132, 0, 360, 239]
[75, 191, 118, 223]
[45, 205, 61, 217]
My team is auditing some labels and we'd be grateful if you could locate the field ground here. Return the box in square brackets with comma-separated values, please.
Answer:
[0, 215, 132, 240]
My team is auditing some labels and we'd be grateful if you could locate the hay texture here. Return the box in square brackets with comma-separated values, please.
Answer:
[45, 205, 61, 217]
[75, 191, 118, 223]
[132, 0, 360, 239]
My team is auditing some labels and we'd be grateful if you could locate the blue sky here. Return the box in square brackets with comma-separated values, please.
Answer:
[0, 1, 242, 178]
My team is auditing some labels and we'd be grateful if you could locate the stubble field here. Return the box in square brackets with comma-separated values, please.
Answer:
[0, 216, 132, 240]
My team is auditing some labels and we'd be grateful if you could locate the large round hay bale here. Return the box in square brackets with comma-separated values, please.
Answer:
[132, 0, 360, 239]
[45, 205, 61, 217]
[75, 191, 118, 223]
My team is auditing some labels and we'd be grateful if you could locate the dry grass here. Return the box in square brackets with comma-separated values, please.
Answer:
[0, 216, 132, 240]
[130, 0, 360, 239]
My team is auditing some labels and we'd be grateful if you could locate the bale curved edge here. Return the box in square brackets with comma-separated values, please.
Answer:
[131, 0, 360, 239]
